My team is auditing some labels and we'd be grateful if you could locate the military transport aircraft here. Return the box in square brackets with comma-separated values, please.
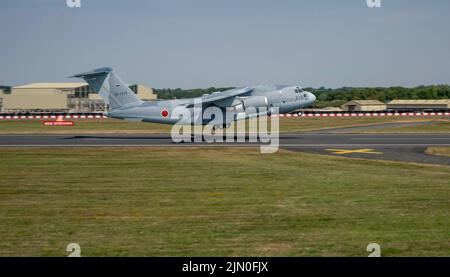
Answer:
[71, 67, 316, 127]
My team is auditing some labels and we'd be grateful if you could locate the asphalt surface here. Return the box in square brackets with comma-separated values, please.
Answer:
[0, 133, 449, 165]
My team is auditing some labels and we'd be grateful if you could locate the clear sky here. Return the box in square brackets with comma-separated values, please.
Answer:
[0, 0, 449, 88]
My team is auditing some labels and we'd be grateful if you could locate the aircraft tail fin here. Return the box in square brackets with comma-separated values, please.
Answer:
[70, 67, 142, 110]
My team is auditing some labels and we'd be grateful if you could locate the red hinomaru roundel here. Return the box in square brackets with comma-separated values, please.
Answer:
[161, 109, 169, 118]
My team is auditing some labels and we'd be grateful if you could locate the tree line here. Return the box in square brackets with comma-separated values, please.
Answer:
[154, 85, 450, 108]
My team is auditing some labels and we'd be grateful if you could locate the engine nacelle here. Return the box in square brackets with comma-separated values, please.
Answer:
[232, 96, 269, 115]
[241, 96, 268, 110]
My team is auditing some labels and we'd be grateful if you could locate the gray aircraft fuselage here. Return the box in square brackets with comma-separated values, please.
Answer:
[108, 85, 316, 125]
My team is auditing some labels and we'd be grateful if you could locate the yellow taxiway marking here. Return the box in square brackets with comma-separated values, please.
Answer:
[326, 148, 383, 155]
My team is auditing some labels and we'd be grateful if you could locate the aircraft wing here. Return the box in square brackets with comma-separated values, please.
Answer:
[186, 87, 253, 108]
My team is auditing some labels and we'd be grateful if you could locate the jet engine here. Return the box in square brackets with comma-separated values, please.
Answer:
[233, 96, 268, 113]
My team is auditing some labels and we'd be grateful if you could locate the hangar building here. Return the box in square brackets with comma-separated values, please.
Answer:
[1, 83, 156, 113]
[341, 100, 387, 112]
[387, 100, 450, 112]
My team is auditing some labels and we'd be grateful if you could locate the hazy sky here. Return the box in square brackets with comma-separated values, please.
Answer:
[0, 0, 449, 88]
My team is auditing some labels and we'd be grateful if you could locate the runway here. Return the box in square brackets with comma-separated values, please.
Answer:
[0, 133, 449, 165]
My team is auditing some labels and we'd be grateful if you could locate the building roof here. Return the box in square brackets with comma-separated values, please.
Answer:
[13, 82, 88, 89]
[343, 100, 386, 106]
[388, 99, 450, 105]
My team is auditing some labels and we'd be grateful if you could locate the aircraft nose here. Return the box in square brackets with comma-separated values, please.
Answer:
[309, 92, 316, 102]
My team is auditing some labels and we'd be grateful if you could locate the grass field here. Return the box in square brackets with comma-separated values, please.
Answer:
[279, 116, 449, 133]
[368, 120, 450, 133]
[426, 147, 450, 157]
[0, 116, 448, 134]
[0, 147, 448, 256]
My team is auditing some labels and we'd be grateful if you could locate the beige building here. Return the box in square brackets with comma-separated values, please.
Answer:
[2, 82, 156, 113]
[341, 100, 387, 112]
[387, 99, 450, 111]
